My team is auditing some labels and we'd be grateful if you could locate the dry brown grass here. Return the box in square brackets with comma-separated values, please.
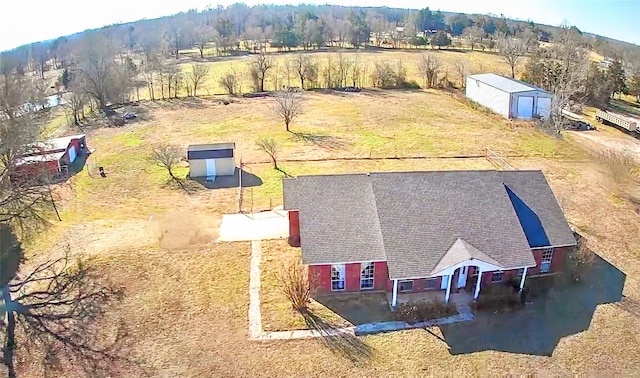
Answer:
[145, 49, 519, 99]
[19, 82, 640, 376]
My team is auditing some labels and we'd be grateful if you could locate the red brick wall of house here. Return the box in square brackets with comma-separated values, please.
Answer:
[308, 265, 330, 292]
[476, 246, 571, 284]
[307, 247, 573, 293]
[288, 211, 300, 247]
[529, 247, 568, 275]
[309, 261, 390, 293]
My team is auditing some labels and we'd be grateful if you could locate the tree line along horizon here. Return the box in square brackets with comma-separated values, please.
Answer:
[0, 4, 639, 130]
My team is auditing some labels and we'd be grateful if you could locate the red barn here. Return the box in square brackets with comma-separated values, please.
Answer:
[283, 170, 576, 309]
[12, 134, 88, 181]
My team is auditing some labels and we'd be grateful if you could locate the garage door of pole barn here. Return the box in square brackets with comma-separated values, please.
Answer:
[537, 98, 552, 119]
[517, 97, 534, 119]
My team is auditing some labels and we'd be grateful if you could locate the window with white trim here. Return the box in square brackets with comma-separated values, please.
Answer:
[540, 247, 554, 273]
[360, 262, 374, 290]
[424, 278, 438, 290]
[331, 264, 345, 291]
[492, 271, 504, 283]
[399, 280, 413, 292]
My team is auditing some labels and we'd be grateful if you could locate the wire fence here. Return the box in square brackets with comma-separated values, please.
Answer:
[485, 148, 516, 170]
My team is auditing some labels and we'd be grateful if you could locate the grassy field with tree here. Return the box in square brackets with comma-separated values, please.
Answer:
[1, 82, 636, 376]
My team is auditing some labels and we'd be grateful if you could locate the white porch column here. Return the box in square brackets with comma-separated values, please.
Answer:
[444, 274, 453, 304]
[391, 279, 398, 309]
[519, 267, 528, 293]
[473, 270, 483, 300]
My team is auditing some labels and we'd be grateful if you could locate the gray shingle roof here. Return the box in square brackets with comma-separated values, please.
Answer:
[283, 174, 387, 265]
[283, 170, 575, 279]
[467, 73, 550, 94]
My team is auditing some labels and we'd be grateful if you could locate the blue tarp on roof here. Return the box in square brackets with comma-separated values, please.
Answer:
[505, 186, 551, 248]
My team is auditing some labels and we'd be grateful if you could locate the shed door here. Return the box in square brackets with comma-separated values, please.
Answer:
[517, 96, 534, 119]
[537, 97, 552, 119]
[68, 146, 77, 163]
[205, 159, 216, 177]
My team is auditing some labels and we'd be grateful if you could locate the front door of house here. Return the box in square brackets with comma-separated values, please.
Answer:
[457, 266, 468, 288]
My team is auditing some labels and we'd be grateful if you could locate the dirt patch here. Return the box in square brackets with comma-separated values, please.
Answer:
[567, 130, 640, 164]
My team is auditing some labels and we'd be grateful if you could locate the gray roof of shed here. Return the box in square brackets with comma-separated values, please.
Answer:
[283, 170, 575, 279]
[468, 73, 550, 94]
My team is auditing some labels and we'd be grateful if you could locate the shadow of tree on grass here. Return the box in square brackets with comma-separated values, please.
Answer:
[301, 310, 374, 365]
[290, 132, 348, 150]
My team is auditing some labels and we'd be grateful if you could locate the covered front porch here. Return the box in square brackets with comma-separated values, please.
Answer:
[388, 265, 529, 309]
[388, 238, 531, 309]
[386, 290, 474, 315]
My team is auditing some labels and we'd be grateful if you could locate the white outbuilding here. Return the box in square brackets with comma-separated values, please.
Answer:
[187, 142, 236, 179]
[465, 73, 553, 120]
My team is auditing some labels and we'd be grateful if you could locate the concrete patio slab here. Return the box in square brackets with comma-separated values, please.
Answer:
[218, 209, 289, 242]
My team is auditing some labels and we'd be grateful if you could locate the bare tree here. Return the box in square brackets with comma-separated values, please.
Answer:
[453, 58, 468, 88]
[194, 23, 215, 59]
[496, 34, 527, 78]
[272, 91, 303, 132]
[547, 25, 590, 132]
[255, 138, 280, 170]
[165, 65, 182, 99]
[187, 64, 209, 97]
[277, 257, 310, 312]
[74, 33, 134, 111]
[462, 26, 485, 51]
[1, 231, 128, 377]
[417, 53, 441, 89]
[293, 53, 317, 90]
[219, 71, 238, 95]
[249, 50, 272, 92]
[335, 52, 351, 88]
[370, 61, 395, 88]
[150, 143, 189, 192]
[64, 79, 88, 126]
[322, 54, 338, 88]
[0, 74, 53, 234]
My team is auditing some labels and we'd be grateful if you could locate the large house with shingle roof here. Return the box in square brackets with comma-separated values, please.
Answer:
[283, 170, 576, 308]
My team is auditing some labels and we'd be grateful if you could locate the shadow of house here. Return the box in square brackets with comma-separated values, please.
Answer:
[313, 292, 395, 325]
[190, 168, 262, 190]
[439, 251, 625, 356]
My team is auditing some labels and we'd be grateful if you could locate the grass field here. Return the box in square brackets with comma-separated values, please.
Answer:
[15, 71, 640, 376]
[132, 48, 520, 99]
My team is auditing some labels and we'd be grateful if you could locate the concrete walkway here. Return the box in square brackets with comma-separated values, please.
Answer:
[248, 240, 474, 341]
[249, 240, 264, 339]
[219, 209, 289, 242]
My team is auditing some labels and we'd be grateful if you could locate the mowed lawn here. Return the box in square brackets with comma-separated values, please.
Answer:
[19, 87, 640, 376]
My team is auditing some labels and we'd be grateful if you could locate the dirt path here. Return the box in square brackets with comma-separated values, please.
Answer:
[567, 130, 640, 163]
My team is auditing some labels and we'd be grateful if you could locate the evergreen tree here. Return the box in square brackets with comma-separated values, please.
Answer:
[430, 31, 451, 49]
[607, 60, 627, 98]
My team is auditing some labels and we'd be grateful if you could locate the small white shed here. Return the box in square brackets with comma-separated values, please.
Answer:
[187, 143, 236, 179]
[465, 73, 553, 120]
